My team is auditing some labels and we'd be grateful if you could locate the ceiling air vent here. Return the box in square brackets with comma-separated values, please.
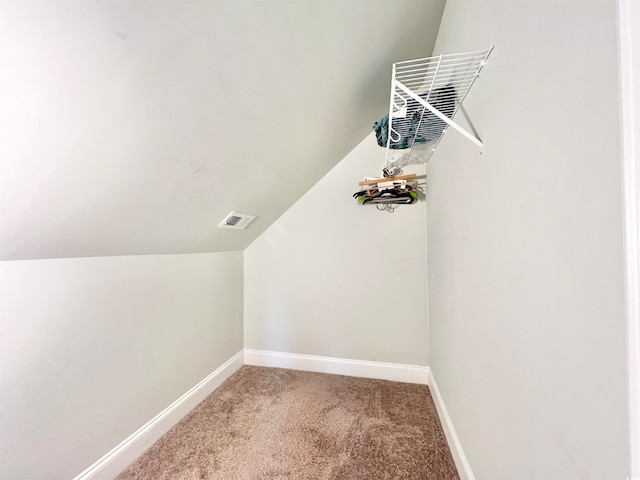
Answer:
[218, 212, 256, 230]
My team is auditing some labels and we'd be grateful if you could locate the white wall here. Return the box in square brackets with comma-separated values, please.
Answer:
[0, 0, 445, 261]
[426, 1, 629, 478]
[244, 134, 428, 366]
[0, 252, 243, 480]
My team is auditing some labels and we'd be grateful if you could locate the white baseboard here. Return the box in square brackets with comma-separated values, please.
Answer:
[72, 350, 244, 480]
[427, 369, 475, 480]
[243, 349, 429, 385]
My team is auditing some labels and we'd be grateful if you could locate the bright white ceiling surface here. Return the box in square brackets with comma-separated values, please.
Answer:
[0, 1, 445, 260]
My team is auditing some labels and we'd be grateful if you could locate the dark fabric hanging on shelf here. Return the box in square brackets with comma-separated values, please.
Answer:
[373, 84, 456, 150]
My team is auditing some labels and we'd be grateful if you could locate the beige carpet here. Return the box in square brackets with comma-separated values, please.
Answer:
[116, 366, 459, 480]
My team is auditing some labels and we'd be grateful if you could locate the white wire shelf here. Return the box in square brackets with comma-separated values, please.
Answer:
[383, 46, 493, 167]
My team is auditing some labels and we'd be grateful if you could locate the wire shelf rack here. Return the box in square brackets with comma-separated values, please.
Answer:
[384, 46, 493, 168]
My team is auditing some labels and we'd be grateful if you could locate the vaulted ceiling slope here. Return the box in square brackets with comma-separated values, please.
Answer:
[0, 1, 445, 260]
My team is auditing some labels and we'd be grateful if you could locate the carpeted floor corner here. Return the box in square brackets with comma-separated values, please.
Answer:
[115, 366, 459, 480]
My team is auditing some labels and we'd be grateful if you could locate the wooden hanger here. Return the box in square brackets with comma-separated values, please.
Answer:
[358, 173, 417, 196]
[358, 173, 417, 187]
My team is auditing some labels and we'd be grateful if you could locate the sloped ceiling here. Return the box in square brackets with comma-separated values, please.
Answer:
[0, 0, 445, 260]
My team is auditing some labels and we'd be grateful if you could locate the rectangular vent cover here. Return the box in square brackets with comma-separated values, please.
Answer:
[218, 212, 256, 230]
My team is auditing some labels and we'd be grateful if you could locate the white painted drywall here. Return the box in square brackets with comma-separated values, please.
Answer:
[426, 1, 629, 478]
[0, 252, 243, 480]
[244, 134, 428, 366]
[0, 0, 445, 261]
